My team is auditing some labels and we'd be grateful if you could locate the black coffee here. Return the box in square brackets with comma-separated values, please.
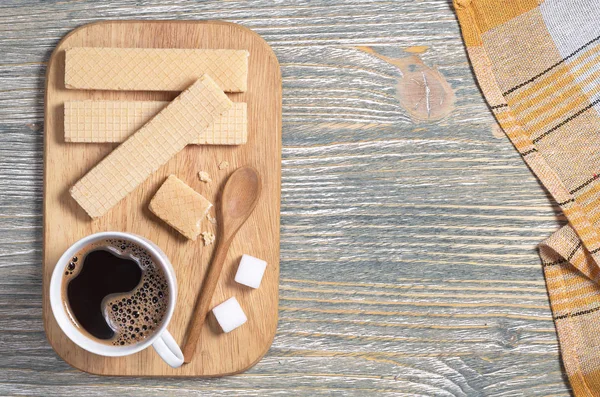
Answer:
[62, 238, 169, 346]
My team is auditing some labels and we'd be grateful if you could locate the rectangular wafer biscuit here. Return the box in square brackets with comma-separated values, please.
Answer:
[70, 75, 232, 218]
[64, 101, 247, 145]
[65, 47, 249, 92]
[149, 175, 212, 240]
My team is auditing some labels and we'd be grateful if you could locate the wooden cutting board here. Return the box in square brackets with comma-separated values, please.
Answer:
[42, 20, 281, 376]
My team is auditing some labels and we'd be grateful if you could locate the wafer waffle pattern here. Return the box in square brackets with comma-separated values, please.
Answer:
[201, 101, 247, 145]
[64, 101, 247, 145]
[149, 175, 212, 240]
[65, 47, 249, 93]
[70, 75, 232, 218]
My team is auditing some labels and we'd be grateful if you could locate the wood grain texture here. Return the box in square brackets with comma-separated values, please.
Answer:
[44, 20, 281, 376]
[0, 0, 572, 395]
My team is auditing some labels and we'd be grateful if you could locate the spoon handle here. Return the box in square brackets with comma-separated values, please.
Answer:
[182, 237, 231, 363]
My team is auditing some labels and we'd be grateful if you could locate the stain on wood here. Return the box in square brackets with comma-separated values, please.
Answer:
[492, 123, 506, 139]
[357, 46, 456, 123]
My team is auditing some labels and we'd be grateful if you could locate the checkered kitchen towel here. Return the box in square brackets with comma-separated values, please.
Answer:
[454, 0, 600, 394]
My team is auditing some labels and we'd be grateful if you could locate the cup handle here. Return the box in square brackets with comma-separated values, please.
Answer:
[152, 329, 184, 368]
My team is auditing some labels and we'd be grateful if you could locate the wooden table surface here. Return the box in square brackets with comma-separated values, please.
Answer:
[0, 0, 571, 395]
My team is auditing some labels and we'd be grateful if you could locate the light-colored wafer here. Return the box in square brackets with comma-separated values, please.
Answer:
[64, 101, 247, 145]
[70, 75, 232, 218]
[149, 175, 212, 240]
[65, 47, 249, 92]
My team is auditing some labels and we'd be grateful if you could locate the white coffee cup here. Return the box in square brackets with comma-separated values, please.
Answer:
[49, 231, 184, 368]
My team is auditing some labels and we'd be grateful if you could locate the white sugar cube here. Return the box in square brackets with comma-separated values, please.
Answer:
[212, 297, 247, 333]
[234, 254, 267, 289]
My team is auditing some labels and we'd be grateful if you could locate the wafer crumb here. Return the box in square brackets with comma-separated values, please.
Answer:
[207, 213, 217, 225]
[201, 231, 216, 246]
[218, 161, 229, 170]
[198, 171, 212, 183]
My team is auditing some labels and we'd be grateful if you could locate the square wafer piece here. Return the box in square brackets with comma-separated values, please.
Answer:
[64, 101, 247, 145]
[65, 47, 249, 92]
[149, 175, 212, 240]
[70, 75, 232, 218]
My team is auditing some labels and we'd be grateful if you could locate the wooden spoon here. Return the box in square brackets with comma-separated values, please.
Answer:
[182, 166, 262, 363]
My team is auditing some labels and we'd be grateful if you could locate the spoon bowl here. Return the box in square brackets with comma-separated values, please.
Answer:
[220, 167, 261, 233]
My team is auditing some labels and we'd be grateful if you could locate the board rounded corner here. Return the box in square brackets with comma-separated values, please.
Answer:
[223, 22, 281, 72]
[224, 316, 279, 377]
[47, 20, 106, 64]
[43, 314, 102, 376]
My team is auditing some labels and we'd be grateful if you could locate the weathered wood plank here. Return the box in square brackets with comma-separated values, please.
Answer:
[0, 0, 571, 395]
